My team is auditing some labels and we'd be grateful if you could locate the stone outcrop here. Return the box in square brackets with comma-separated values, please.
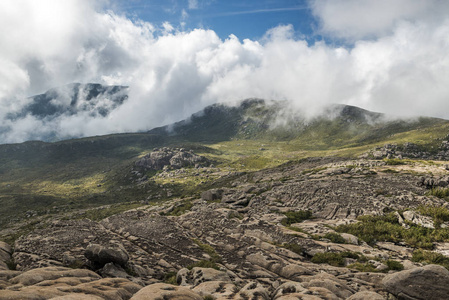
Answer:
[135, 147, 211, 171]
[5, 157, 449, 299]
[382, 264, 449, 300]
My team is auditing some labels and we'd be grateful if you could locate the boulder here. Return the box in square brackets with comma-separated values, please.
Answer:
[84, 244, 129, 268]
[382, 264, 449, 300]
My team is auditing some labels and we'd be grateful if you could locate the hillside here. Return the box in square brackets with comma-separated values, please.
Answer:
[1, 99, 449, 299]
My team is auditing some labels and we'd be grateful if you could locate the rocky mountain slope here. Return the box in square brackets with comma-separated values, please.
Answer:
[2, 99, 449, 299]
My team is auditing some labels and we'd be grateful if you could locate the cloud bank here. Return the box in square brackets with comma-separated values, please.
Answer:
[0, 0, 449, 143]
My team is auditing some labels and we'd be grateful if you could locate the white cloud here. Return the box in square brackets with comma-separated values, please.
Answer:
[188, 0, 198, 10]
[309, 0, 449, 40]
[0, 0, 449, 143]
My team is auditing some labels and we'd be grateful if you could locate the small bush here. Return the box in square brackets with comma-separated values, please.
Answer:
[323, 232, 346, 244]
[163, 271, 178, 285]
[426, 188, 449, 199]
[192, 239, 222, 263]
[311, 251, 360, 267]
[349, 262, 377, 272]
[282, 243, 304, 255]
[281, 210, 313, 226]
[162, 201, 193, 216]
[187, 260, 219, 270]
[6, 259, 16, 270]
[412, 249, 449, 270]
[335, 212, 449, 249]
[386, 260, 404, 271]
[384, 158, 406, 165]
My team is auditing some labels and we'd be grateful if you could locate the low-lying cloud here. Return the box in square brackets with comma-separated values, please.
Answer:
[1, 0, 449, 143]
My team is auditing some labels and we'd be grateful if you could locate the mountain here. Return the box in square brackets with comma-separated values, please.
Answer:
[2, 98, 449, 299]
[9, 83, 128, 120]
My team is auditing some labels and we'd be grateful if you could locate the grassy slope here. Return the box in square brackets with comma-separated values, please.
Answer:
[0, 100, 448, 228]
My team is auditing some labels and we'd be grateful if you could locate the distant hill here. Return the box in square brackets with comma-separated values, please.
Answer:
[0, 97, 448, 227]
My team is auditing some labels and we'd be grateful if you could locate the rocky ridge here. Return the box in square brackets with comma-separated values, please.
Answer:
[2, 153, 449, 299]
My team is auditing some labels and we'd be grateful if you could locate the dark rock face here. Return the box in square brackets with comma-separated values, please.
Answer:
[382, 264, 449, 300]
[84, 244, 129, 268]
[135, 147, 211, 171]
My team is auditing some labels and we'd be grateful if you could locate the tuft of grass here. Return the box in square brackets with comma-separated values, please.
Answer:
[163, 271, 178, 285]
[74, 202, 144, 221]
[426, 188, 449, 199]
[384, 158, 406, 165]
[335, 213, 449, 249]
[162, 200, 194, 216]
[281, 243, 304, 255]
[348, 262, 378, 272]
[386, 259, 404, 271]
[187, 260, 220, 270]
[311, 251, 360, 267]
[323, 232, 346, 244]
[6, 259, 17, 270]
[192, 239, 222, 263]
[417, 205, 449, 228]
[412, 249, 449, 270]
[281, 210, 313, 226]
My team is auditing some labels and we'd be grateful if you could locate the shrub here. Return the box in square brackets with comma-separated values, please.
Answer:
[323, 232, 346, 244]
[386, 260, 404, 271]
[163, 271, 178, 285]
[187, 260, 219, 270]
[281, 243, 304, 255]
[281, 210, 313, 226]
[311, 251, 360, 267]
[335, 212, 449, 249]
[384, 158, 406, 165]
[412, 249, 449, 270]
[426, 188, 449, 199]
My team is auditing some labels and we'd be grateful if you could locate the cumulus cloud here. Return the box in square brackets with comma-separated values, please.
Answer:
[309, 0, 449, 40]
[0, 0, 449, 143]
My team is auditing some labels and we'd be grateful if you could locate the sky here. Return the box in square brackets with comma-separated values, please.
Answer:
[0, 0, 449, 143]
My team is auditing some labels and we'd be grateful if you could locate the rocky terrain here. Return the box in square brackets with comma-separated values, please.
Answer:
[2, 150, 449, 299]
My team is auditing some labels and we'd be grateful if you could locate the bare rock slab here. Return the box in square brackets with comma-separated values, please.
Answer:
[382, 264, 449, 300]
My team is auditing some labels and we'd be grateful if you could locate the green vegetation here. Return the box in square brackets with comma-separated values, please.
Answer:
[311, 251, 404, 273]
[163, 272, 178, 285]
[162, 201, 194, 216]
[311, 251, 360, 267]
[386, 259, 405, 271]
[335, 213, 449, 249]
[74, 202, 145, 221]
[426, 188, 449, 199]
[6, 259, 17, 270]
[192, 239, 222, 264]
[412, 249, 449, 270]
[281, 210, 313, 226]
[417, 205, 449, 228]
[281, 243, 304, 255]
[203, 296, 215, 300]
[384, 158, 407, 165]
[187, 260, 220, 270]
[322, 232, 346, 244]
[1, 99, 449, 237]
